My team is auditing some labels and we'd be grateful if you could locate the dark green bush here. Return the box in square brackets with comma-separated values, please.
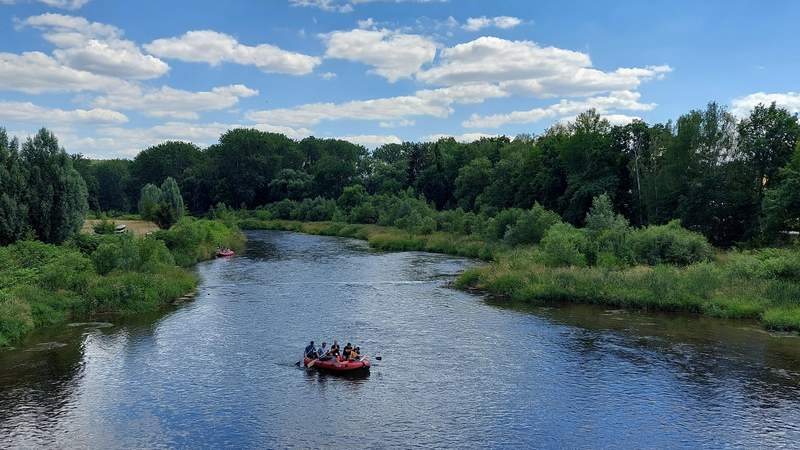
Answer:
[540, 223, 589, 267]
[629, 220, 713, 266]
[504, 204, 562, 246]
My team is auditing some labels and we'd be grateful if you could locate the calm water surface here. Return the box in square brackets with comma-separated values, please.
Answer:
[1, 230, 800, 448]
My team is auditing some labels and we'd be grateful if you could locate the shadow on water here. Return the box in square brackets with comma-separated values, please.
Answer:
[484, 297, 800, 399]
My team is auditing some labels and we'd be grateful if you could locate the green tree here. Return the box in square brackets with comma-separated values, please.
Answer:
[269, 168, 312, 200]
[132, 141, 202, 187]
[0, 129, 28, 244]
[138, 183, 162, 221]
[21, 128, 88, 244]
[762, 143, 800, 241]
[454, 157, 492, 211]
[738, 103, 800, 198]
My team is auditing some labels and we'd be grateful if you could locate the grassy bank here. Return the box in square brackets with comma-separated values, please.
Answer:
[0, 218, 245, 347]
[241, 219, 800, 332]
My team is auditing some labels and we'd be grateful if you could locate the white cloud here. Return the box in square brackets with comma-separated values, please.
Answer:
[379, 119, 415, 128]
[416, 37, 671, 100]
[463, 90, 655, 128]
[337, 134, 401, 147]
[246, 82, 506, 127]
[424, 132, 500, 143]
[500, 65, 672, 98]
[57, 121, 312, 158]
[731, 92, 800, 116]
[20, 13, 169, 80]
[417, 37, 589, 86]
[289, 0, 446, 13]
[92, 84, 259, 120]
[0, 51, 131, 94]
[145, 30, 320, 75]
[320, 72, 337, 79]
[0, 101, 127, 125]
[463, 16, 522, 32]
[322, 28, 437, 82]
[0, 0, 90, 9]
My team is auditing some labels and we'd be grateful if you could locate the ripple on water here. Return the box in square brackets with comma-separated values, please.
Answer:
[1, 230, 799, 448]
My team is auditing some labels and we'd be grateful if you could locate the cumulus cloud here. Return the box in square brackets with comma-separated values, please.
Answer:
[322, 28, 437, 82]
[462, 16, 522, 31]
[424, 132, 500, 143]
[0, 0, 90, 9]
[337, 134, 401, 147]
[145, 30, 320, 75]
[0, 101, 127, 125]
[92, 84, 259, 120]
[289, 0, 446, 13]
[57, 121, 313, 158]
[20, 13, 169, 80]
[0, 51, 131, 94]
[731, 92, 800, 116]
[416, 36, 671, 99]
[246, 82, 506, 127]
[463, 90, 655, 128]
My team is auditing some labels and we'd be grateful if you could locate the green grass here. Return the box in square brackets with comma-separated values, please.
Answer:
[242, 218, 800, 332]
[0, 219, 244, 348]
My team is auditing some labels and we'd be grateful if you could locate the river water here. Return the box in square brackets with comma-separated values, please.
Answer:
[1, 230, 799, 449]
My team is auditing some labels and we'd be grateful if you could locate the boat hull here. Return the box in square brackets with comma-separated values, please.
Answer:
[304, 356, 370, 373]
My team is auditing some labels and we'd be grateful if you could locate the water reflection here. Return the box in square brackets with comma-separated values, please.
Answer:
[0, 230, 799, 448]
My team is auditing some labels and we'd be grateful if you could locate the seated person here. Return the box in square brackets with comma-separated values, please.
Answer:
[317, 342, 330, 360]
[330, 340, 340, 361]
[342, 343, 352, 360]
[350, 347, 360, 361]
[304, 341, 317, 358]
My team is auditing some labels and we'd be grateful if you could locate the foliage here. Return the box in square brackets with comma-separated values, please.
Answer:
[138, 178, 185, 229]
[629, 220, 714, 266]
[504, 203, 562, 246]
[20, 129, 88, 244]
[92, 218, 117, 235]
[540, 223, 589, 267]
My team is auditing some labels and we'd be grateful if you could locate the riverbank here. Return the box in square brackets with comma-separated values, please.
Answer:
[0, 218, 245, 347]
[240, 219, 800, 332]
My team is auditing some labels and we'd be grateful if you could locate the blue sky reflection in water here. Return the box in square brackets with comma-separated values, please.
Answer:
[0, 231, 799, 448]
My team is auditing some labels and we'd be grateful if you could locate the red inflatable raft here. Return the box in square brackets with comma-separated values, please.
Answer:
[216, 249, 235, 257]
[304, 356, 370, 373]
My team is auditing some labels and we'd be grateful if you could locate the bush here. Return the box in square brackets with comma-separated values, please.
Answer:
[583, 194, 633, 265]
[484, 208, 522, 241]
[153, 217, 245, 266]
[93, 218, 117, 235]
[504, 203, 561, 246]
[629, 220, 713, 266]
[540, 223, 589, 267]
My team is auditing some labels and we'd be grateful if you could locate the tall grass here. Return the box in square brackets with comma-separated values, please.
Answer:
[0, 219, 244, 347]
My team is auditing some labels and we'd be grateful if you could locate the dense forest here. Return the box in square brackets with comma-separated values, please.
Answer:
[2, 102, 799, 248]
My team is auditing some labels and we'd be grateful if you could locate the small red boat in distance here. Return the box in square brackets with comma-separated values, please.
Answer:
[304, 356, 370, 373]
[216, 248, 235, 257]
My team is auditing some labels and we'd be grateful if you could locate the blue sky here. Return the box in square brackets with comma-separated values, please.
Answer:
[0, 0, 798, 158]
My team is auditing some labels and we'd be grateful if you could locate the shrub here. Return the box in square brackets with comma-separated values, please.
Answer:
[540, 223, 589, 267]
[484, 208, 522, 241]
[504, 203, 562, 246]
[583, 194, 633, 265]
[629, 220, 713, 266]
[93, 218, 117, 235]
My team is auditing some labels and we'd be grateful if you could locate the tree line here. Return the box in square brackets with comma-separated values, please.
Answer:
[2, 101, 799, 247]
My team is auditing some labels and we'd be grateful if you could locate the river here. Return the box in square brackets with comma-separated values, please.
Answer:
[1, 230, 799, 448]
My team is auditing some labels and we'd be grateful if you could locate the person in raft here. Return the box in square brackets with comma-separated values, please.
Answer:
[349, 347, 360, 361]
[329, 340, 340, 361]
[317, 342, 329, 360]
[342, 343, 353, 360]
[304, 341, 318, 359]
